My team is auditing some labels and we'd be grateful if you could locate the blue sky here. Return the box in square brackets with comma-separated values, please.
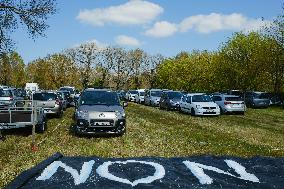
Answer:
[11, 0, 283, 63]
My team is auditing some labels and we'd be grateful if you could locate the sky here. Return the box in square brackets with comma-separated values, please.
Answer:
[11, 0, 283, 63]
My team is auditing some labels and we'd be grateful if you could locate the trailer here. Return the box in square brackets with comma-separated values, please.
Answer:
[0, 100, 47, 137]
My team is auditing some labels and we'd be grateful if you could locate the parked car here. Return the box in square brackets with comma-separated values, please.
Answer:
[56, 91, 68, 111]
[144, 89, 163, 106]
[244, 91, 270, 108]
[59, 86, 76, 106]
[60, 90, 73, 107]
[33, 91, 63, 118]
[125, 90, 138, 102]
[179, 93, 220, 116]
[117, 90, 126, 101]
[74, 88, 127, 136]
[212, 94, 245, 114]
[134, 89, 145, 104]
[159, 91, 182, 110]
[0, 88, 24, 108]
[268, 92, 284, 106]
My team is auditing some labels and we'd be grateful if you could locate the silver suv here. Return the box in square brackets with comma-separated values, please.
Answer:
[74, 89, 127, 136]
[212, 94, 246, 114]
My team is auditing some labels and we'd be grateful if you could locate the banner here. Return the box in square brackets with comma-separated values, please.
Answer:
[5, 153, 284, 189]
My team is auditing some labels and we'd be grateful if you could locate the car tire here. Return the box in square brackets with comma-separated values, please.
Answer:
[57, 110, 63, 118]
[36, 120, 47, 133]
[191, 108, 196, 116]
[219, 106, 223, 114]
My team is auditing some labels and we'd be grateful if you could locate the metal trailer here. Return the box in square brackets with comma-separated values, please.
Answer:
[0, 100, 47, 138]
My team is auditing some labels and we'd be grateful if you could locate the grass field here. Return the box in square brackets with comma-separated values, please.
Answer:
[0, 103, 284, 188]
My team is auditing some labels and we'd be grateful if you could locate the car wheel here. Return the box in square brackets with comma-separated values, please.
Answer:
[191, 108, 196, 116]
[36, 120, 47, 133]
[219, 106, 223, 114]
[57, 110, 63, 118]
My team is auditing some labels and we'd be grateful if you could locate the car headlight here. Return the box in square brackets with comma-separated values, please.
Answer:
[77, 110, 89, 119]
[196, 105, 201, 109]
[115, 111, 126, 118]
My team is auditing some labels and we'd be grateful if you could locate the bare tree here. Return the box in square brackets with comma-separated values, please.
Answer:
[0, 0, 57, 53]
[66, 42, 101, 88]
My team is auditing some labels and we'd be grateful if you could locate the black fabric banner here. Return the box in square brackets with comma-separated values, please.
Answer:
[5, 153, 284, 189]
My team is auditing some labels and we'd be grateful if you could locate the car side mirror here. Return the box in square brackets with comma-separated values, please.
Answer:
[123, 102, 128, 108]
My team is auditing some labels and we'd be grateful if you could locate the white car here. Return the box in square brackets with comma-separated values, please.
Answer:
[180, 93, 220, 116]
[125, 90, 138, 102]
[135, 89, 145, 103]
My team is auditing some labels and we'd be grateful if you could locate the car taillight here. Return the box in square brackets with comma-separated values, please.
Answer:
[224, 101, 231, 105]
[9, 96, 13, 100]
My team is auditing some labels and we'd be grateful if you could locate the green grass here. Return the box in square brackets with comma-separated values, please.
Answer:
[0, 103, 284, 188]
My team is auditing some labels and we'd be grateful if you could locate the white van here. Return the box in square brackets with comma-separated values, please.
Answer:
[25, 83, 39, 93]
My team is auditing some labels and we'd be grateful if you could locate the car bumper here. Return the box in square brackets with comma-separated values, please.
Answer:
[43, 108, 60, 114]
[224, 106, 245, 112]
[75, 119, 126, 135]
[195, 109, 220, 116]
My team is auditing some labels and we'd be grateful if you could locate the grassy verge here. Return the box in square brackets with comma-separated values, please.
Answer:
[0, 103, 283, 187]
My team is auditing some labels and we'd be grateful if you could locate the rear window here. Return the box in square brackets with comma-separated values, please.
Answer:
[33, 93, 57, 101]
[0, 90, 12, 97]
[59, 87, 75, 94]
[225, 97, 242, 101]
[254, 93, 269, 99]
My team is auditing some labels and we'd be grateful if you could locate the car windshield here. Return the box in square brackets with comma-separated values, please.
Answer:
[192, 95, 212, 102]
[59, 87, 74, 94]
[129, 90, 138, 94]
[139, 92, 145, 96]
[33, 93, 57, 101]
[0, 90, 12, 97]
[151, 91, 162, 97]
[225, 97, 242, 101]
[254, 93, 269, 99]
[80, 91, 120, 106]
[168, 92, 182, 99]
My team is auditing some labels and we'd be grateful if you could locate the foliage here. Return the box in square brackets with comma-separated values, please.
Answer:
[0, 0, 57, 53]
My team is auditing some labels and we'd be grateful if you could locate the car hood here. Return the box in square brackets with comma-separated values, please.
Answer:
[192, 102, 218, 107]
[78, 105, 124, 112]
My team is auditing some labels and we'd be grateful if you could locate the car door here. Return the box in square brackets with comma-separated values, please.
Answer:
[184, 96, 192, 112]
[180, 95, 187, 112]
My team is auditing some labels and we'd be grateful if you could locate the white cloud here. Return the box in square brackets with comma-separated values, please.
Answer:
[144, 21, 178, 38]
[179, 13, 269, 34]
[72, 39, 108, 50]
[115, 35, 141, 46]
[76, 0, 163, 26]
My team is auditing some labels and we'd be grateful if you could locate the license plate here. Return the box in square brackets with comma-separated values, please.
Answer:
[233, 104, 241, 108]
[206, 110, 214, 112]
[94, 122, 111, 126]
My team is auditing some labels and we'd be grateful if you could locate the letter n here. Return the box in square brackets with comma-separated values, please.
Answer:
[36, 160, 95, 185]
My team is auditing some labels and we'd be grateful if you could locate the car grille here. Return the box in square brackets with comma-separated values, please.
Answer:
[203, 107, 216, 109]
[203, 112, 216, 114]
[90, 119, 114, 127]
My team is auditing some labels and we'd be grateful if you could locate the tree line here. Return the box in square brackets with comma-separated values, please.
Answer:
[155, 10, 284, 94]
[0, 44, 163, 90]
